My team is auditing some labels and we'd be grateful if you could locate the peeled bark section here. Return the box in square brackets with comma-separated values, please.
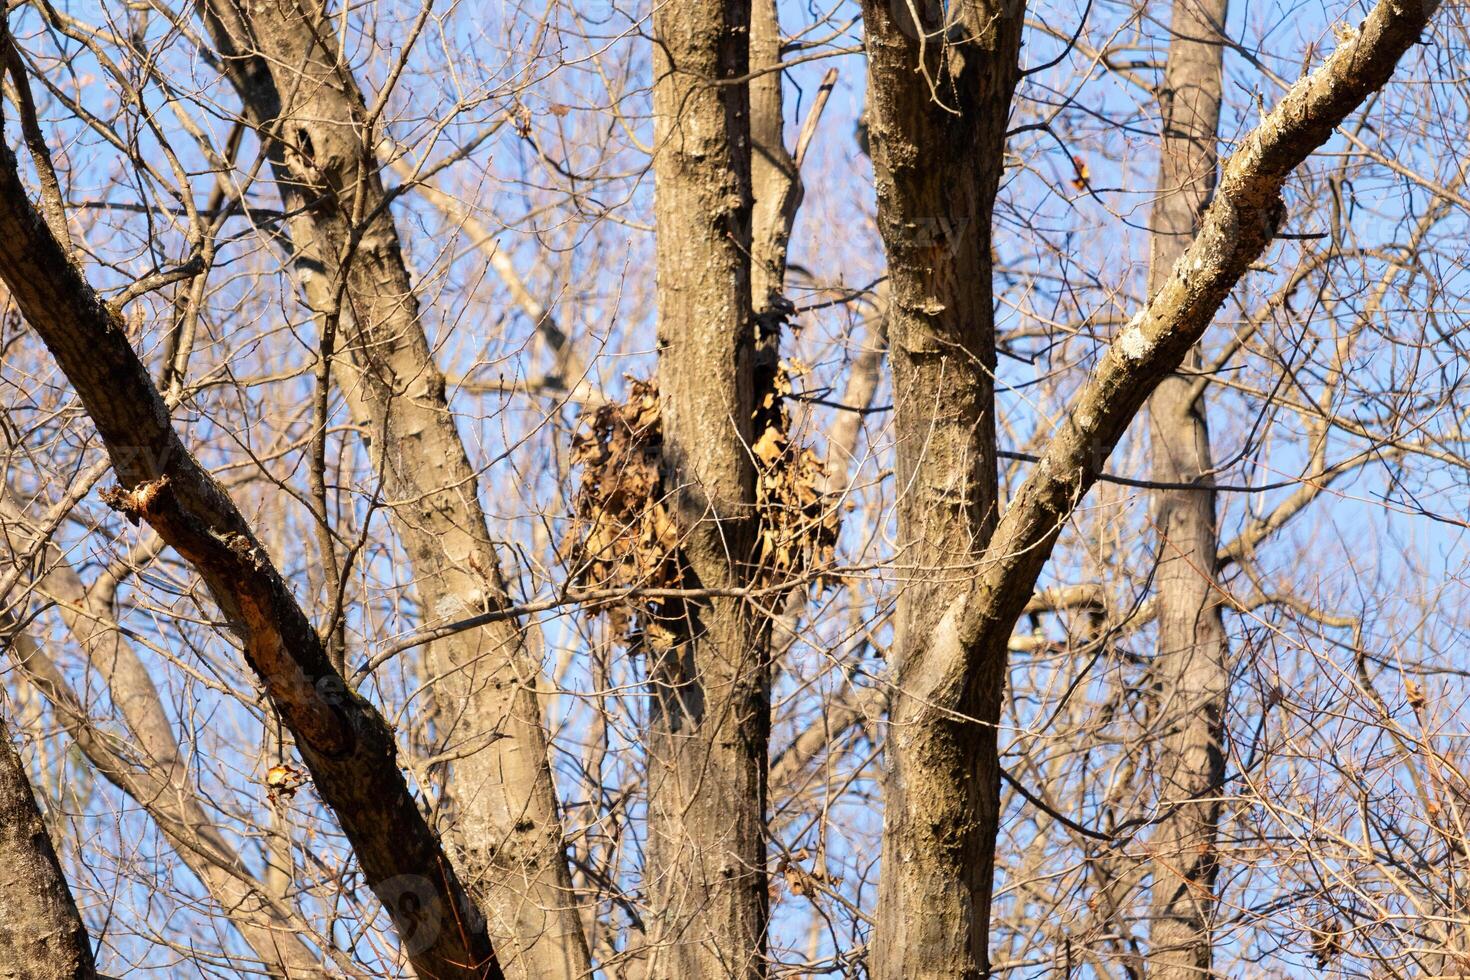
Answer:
[1143, 0, 1230, 974]
[0, 714, 98, 980]
[858, 2, 1022, 976]
[193, 4, 590, 976]
[0, 140, 499, 980]
[645, 1, 768, 976]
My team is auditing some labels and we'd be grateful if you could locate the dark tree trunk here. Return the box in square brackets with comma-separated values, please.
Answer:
[0, 715, 99, 980]
[858, 2, 1023, 976]
[645, 1, 768, 976]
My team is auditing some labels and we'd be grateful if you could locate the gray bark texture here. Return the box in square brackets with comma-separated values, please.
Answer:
[193, 3, 591, 976]
[1143, 0, 1231, 975]
[857, 2, 1023, 977]
[0, 714, 98, 980]
[646, 1, 768, 976]
[859, 0, 1440, 974]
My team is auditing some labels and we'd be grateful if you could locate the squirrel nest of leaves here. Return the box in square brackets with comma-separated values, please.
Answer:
[565, 366, 838, 649]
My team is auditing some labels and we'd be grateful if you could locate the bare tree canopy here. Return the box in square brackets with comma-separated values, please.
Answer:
[0, 0, 1464, 976]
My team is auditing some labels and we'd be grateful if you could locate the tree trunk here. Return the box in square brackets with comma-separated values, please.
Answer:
[859, 2, 1023, 976]
[1144, 0, 1230, 975]
[194, 5, 591, 976]
[0, 714, 98, 980]
[645, 2, 768, 977]
[749, 0, 796, 316]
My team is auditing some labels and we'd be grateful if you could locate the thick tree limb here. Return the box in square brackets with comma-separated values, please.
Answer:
[0, 144, 501, 980]
[952, 0, 1441, 701]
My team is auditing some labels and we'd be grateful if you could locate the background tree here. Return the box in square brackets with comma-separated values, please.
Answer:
[1142, 0, 1230, 973]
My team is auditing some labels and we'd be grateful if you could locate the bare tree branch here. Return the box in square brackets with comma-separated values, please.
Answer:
[0, 133, 502, 980]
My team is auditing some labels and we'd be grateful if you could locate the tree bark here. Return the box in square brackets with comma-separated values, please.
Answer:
[858, 2, 1023, 977]
[0, 713, 98, 980]
[0, 137, 501, 979]
[1143, 0, 1230, 975]
[645, 2, 767, 977]
[192, 5, 591, 976]
[862, 0, 1439, 974]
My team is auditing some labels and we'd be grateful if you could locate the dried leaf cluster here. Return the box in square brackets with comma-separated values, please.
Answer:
[566, 379, 682, 645]
[565, 367, 838, 647]
[772, 846, 835, 900]
[265, 762, 307, 803]
[1308, 914, 1341, 968]
[751, 356, 839, 577]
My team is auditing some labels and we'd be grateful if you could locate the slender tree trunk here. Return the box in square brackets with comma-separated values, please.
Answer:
[0, 713, 98, 980]
[1144, 1, 1230, 975]
[645, 2, 767, 976]
[749, 0, 796, 315]
[859, 2, 1023, 976]
[194, 6, 591, 976]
